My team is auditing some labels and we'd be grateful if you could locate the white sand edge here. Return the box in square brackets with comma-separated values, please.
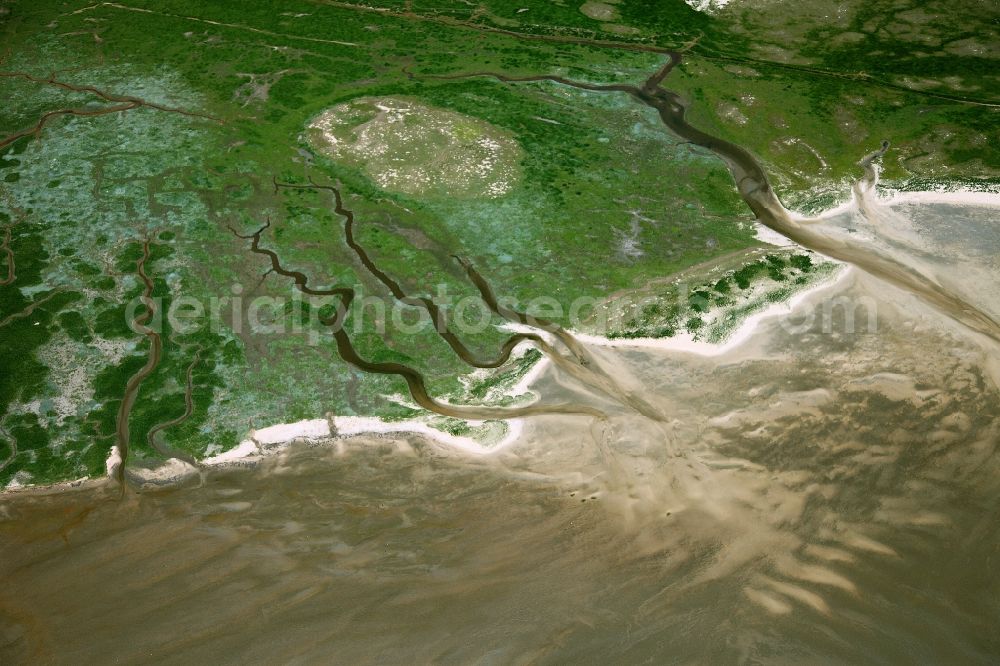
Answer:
[199, 337, 556, 467]
[753, 222, 795, 247]
[202, 414, 524, 467]
[105, 445, 122, 476]
[789, 186, 1000, 222]
[572, 265, 852, 357]
[877, 190, 1000, 208]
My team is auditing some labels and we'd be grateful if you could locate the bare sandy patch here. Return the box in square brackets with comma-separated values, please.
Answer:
[306, 96, 522, 199]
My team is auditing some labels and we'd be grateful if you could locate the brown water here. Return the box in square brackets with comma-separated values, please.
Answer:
[3, 258, 999, 663]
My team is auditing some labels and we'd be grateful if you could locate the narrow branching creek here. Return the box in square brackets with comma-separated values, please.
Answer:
[112, 241, 162, 485]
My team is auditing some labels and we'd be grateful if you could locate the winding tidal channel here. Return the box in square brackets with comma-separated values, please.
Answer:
[2, 54, 1000, 663]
